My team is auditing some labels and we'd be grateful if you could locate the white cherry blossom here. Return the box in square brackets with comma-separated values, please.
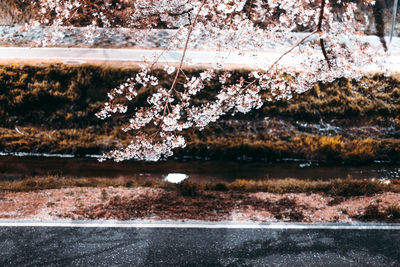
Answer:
[26, 0, 387, 161]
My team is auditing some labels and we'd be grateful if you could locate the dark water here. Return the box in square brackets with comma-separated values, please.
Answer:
[1, 156, 400, 182]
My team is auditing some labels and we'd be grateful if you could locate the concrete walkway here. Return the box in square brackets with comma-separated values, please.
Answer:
[1, 46, 400, 72]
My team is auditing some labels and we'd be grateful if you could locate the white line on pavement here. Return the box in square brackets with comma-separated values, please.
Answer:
[1, 220, 400, 230]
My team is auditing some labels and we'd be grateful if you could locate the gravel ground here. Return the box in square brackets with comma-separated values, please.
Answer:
[0, 26, 175, 48]
[1, 187, 400, 223]
[2, 25, 399, 53]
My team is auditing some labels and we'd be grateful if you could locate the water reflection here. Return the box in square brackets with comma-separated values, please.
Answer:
[1, 156, 400, 182]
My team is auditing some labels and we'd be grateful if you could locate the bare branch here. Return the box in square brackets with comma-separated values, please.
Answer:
[163, 0, 207, 117]
[318, 0, 325, 31]
[168, 0, 207, 93]
[267, 29, 318, 72]
[317, 0, 331, 69]
[320, 38, 331, 69]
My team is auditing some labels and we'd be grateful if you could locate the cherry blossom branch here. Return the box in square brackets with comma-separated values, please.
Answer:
[169, 0, 207, 92]
[267, 29, 318, 72]
[83, 0, 386, 162]
[242, 28, 318, 93]
[163, 0, 207, 117]
[148, 29, 186, 70]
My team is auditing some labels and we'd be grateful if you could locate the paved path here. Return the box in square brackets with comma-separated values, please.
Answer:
[1, 46, 400, 72]
[1, 222, 400, 266]
[0, 47, 315, 68]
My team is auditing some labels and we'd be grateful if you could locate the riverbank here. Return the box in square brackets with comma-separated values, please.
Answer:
[1, 178, 400, 223]
[1, 63, 399, 163]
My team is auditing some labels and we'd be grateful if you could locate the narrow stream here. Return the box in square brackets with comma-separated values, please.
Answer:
[1, 156, 399, 182]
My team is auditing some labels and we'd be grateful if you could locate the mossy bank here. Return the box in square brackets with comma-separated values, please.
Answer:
[0, 63, 399, 163]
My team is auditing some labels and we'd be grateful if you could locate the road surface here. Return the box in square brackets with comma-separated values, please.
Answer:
[1, 222, 400, 266]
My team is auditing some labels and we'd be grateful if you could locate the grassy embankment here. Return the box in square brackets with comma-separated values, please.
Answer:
[1, 176, 400, 197]
[2, 176, 400, 222]
[0, 63, 399, 163]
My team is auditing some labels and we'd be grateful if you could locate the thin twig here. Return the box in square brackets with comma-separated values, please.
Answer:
[163, 0, 207, 117]
[148, 29, 184, 70]
[267, 29, 318, 72]
[169, 0, 207, 92]
[180, 68, 189, 79]
[242, 29, 318, 91]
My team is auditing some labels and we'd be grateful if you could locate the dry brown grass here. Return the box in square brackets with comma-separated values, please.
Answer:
[352, 203, 400, 222]
[2, 176, 400, 197]
[1, 63, 399, 162]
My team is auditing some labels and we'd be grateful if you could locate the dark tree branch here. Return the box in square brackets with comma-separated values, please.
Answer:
[318, 0, 331, 69]
[373, 0, 388, 51]
[320, 38, 331, 69]
[318, 0, 326, 31]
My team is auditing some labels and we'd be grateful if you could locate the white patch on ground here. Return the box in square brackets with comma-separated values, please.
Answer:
[164, 173, 188, 183]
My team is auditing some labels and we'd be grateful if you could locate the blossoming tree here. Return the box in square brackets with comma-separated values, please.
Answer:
[24, 0, 388, 161]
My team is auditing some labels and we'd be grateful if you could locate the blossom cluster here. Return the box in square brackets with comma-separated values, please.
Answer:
[25, 0, 387, 161]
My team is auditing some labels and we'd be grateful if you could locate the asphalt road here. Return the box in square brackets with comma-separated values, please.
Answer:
[1, 226, 400, 266]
